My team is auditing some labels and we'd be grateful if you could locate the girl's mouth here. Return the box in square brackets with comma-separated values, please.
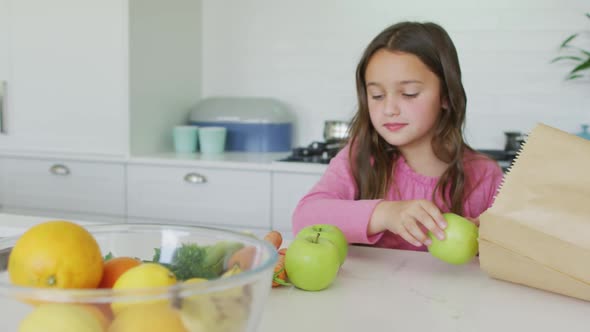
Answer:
[384, 123, 408, 132]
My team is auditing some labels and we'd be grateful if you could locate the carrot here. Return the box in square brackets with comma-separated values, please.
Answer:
[225, 245, 256, 270]
[264, 230, 283, 250]
[278, 248, 287, 256]
[272, 254, 289, 287]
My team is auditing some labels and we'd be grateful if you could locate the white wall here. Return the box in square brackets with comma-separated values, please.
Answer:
[130, 0, 202, 155]
[202, 0, 590, 149]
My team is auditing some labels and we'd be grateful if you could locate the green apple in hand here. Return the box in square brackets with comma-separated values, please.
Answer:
[427, 213, 479, 265]
[295, 224, 348, 265]
[285, 233, 340, 291]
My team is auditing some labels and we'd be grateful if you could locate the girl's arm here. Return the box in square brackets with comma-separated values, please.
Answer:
[291, 146, 385, 245]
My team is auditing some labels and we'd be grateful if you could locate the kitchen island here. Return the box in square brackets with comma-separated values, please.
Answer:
[0, 214, 587, 332]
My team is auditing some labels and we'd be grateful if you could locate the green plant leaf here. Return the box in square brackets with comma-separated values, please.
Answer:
[550, 55, 583, 63]
[570, 58, 590, 74]
[553, 13, 590, 80]
[560, 33, 578, 48]
[566, 74, 584, 80]
[104, 252, 114, 261]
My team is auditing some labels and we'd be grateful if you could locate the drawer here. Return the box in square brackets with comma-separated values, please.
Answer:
[127, 164, 271, 228]
[0, 157, 126, 216]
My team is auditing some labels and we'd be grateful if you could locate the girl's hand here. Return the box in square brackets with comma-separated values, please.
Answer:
[466, 217, 480, 226]
[370, 200, 447, 247]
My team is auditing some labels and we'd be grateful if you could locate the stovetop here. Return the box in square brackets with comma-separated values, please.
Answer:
[279, 142, 515, 173]
[278, 141, 345, 164]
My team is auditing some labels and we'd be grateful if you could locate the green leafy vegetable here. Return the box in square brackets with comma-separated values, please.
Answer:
[152, 241, 244, 281]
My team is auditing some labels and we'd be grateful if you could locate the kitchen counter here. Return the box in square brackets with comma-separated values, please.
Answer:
[0, 213, 104, 238]
[130, 152, 329, 174]
[0, 145, 516, 176]
[0, 149, 510, 175]
[0, 150, 329, 174]
[1, 214, 584, 332]
[259, 245, 589, 332]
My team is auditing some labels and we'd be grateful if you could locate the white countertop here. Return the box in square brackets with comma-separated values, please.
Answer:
[0, 150, 328, 174]
[1, 213, 585, 332]
[0, 148, 510, 175]
[260, 247, 589, 332]
[0, 213, 104, 238]
[129, 152, 328, 174]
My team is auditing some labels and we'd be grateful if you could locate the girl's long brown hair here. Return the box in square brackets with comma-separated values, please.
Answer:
[349, 21, 469, 214]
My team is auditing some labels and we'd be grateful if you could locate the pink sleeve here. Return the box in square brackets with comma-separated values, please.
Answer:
[464, 157, 505, 218]
[291, 146, 385, 245]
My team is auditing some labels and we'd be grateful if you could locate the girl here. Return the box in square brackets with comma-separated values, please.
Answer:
[292, 21, 504, 251]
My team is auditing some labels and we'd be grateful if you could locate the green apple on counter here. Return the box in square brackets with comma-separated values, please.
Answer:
[295, 224, 348, 265]
[285, 233, 340, 291]
[427, 213, 479, 265]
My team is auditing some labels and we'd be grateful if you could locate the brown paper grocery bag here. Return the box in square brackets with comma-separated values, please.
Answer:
[479, 123, 590, 301]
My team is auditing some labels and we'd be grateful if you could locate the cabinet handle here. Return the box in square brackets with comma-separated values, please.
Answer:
[49, 164, 71, 176]
[0, 81, 6, 134]
[184, 172, 207, 184]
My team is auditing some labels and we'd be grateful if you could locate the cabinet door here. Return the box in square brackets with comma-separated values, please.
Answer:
[271, 172, 322, 233]
[127, 164, 272, 229]
[0, 157, 126, 216]
[0, 0, 128, 156]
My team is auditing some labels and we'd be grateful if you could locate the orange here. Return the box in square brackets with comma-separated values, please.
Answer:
[99, 257, 142, 288]
[8, 220, 104, 289]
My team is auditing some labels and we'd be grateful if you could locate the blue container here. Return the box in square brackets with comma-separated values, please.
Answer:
[190, 97, 294, 152]
[576, 124, 590, 141]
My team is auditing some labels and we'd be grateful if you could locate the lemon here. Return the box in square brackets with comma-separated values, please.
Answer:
[111, 263, 177, 315]
[181, 277, 208, 301]
[184, 278, 207, 284]
[19, 304, 105, 332]
[108, 303, 187, 332]
[179, 266, 248, 332]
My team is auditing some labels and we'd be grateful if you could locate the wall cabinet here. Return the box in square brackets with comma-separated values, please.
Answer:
[0, 0, 202, 157]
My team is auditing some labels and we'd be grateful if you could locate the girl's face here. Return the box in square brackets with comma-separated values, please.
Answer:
[365, 49, 445, 150]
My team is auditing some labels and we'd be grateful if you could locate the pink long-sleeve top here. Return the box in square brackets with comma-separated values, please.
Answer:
[292, 145, 504, 251]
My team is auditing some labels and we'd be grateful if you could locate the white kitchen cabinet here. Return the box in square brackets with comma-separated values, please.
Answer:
[0, 156, 126, 218]
[127, 164, 272, 229]
[271, 171, 322, 233]
[0, 0, 202, 157]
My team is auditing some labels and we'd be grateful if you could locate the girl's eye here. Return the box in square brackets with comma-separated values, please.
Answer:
[370, 95, 384, 100]
[402, 93, 419, 98]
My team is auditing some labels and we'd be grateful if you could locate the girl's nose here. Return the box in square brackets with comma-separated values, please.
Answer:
[383, 97, 400, 116]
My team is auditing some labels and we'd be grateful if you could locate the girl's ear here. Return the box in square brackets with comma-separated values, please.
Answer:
[441, 97, 449, 110]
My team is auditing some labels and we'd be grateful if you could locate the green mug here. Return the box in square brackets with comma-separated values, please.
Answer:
[173, 125, 198, 153]
[198, 127, 227, 154]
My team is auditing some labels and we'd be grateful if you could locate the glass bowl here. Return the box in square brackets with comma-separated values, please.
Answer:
[0, 223, 278, 332]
